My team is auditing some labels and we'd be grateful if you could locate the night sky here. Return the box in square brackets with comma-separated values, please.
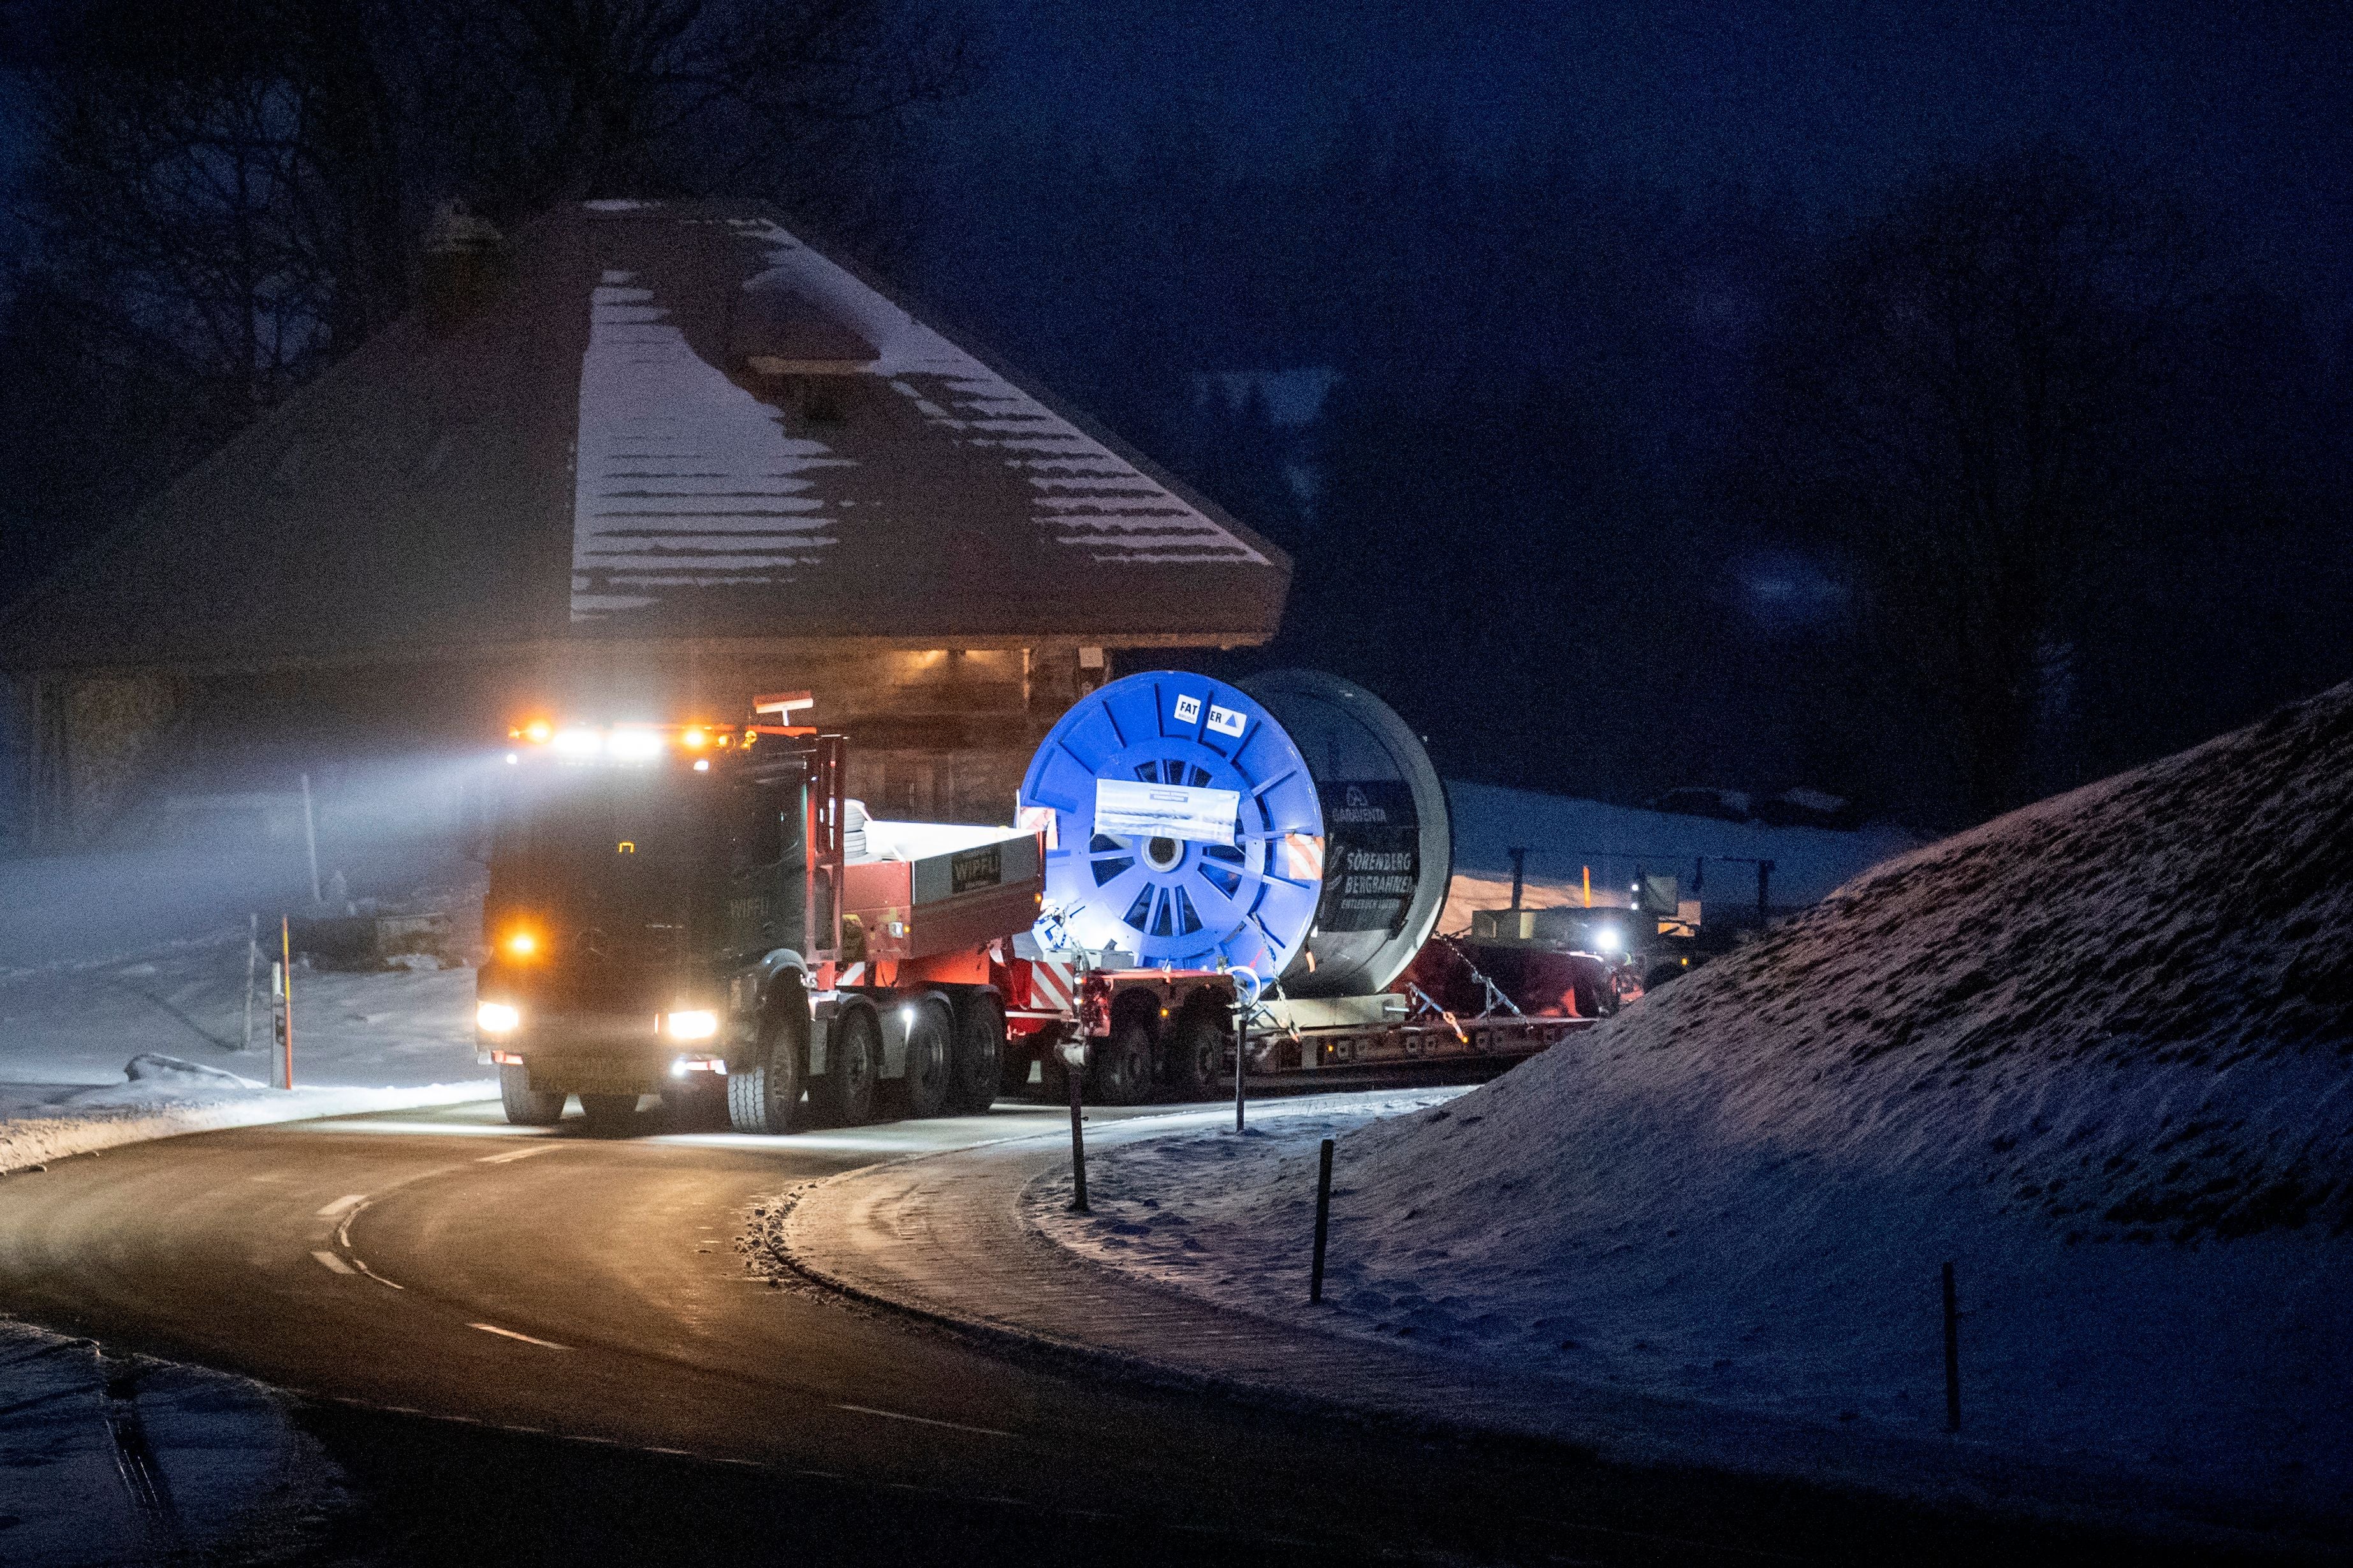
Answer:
[954, 1, 2352, 308]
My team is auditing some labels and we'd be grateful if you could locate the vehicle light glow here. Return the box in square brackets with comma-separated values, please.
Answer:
[693, 759, 710, 772]
[666, 1010, 719, 1040]
[477, 1001, 522, 1034]
[681, 727, 708, 749]
[504, 930, 539, 959]
[1595, 926, 1623, 954]
[551, 728, 602, 757]
[608, 729, 664, 760]
[523, 720, 553, 744]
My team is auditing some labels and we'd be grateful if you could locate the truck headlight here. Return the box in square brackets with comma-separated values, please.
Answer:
[666, 1009, 718, 1040]
[477, 1001, 521, 1034]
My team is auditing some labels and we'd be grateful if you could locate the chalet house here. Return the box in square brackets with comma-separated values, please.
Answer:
[0, 200, 1290, 845]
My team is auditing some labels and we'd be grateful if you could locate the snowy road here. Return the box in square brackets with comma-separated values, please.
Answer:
[0, 1100, 2243, 1565]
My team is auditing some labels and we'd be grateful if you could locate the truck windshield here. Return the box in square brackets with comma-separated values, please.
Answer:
[491, 767, 718, 929]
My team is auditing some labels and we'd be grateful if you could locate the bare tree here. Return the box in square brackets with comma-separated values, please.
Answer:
[7, 0, 975, 430]
[1735, 147, 2203, 824]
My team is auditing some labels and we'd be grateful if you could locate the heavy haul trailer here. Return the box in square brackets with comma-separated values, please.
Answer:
[473, 697, 1042, 1134]
[991, 667, 1595, 1102]
[991, 950, 1595, 1103]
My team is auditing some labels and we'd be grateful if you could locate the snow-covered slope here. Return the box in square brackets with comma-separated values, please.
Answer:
[1038, 685, 2353, 1518]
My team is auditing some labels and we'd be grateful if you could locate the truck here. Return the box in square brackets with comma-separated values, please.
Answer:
[472, 696, 1042, 1134]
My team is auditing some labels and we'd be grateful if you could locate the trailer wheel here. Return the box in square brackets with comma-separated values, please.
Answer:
[898, 1001, 952, 1119]
[727, 1015, 803, 1135]
[814, 1006, 880, 1127]
[499, 1064, 564, 1126]
[1091, 1020, 1155, 1106]
[579, 1093, 639, 1135]
[1161, 1013, 1223, 1100]
[952, 992, 1006, 1113]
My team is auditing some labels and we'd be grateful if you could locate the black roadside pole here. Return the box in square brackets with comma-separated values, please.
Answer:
[1309, 1137, 1335, 1303]
[1065, 1038, 1089, 1213]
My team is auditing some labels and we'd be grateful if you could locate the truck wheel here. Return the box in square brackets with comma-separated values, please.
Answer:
[499, 1063, 564, 1126]
[814, 1006, 879, 1127]
[727, 1018, 803, 1135]
[897, 1001, 952, 1118]
[579, 1093, 639, 1135]
[951, 992, 1005, 1112]
[1091, 1020, 1155, 1106]
[1161, 1014, 1224, 1100]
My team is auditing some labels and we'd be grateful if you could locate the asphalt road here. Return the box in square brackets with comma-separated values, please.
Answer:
[0, 1100, 2248, 1567]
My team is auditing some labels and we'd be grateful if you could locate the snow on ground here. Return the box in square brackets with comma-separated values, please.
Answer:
[0, 849, 493, 1173]
[0, 1318, 351, 1565]
[1443, 778, 1924, 917]
[1037, 685, 2353, 1525]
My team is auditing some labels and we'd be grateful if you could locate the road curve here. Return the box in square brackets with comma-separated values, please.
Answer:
[0, 1099, 2199, 1565]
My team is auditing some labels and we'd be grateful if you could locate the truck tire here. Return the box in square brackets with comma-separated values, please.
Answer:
[1161, 1013, 1224, 1100]
[952, 992, 1005, 1112]
[898, 1000, 952, 1118]
[499, 1063, 564, 1126]
[813, 1006, 879, 1127]
[727, 1016, 803, 1135]
[579, 1093, 639, 1135]
[1091, 1019, 1155, 1106]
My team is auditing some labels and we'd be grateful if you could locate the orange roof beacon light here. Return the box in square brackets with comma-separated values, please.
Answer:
[504, 929, 540, 959]
[524, 720, 553, 745]
[680, 727, 709, 750]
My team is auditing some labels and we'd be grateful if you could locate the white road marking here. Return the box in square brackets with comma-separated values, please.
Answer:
[468, 1322, 571, 1349]
[350, 1258, 404, 1291]
[832, 1403, 1012, 1439]
[316, 1194, 368, 1218]
[311, 1251, 355, 1275]
[477, 1145, 557, 1164]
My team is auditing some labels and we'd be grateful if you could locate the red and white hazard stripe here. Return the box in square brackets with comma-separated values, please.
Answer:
[1025, 957, 1076, 1014]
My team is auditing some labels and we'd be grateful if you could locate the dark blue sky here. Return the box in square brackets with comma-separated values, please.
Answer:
[958, 0, 2352, 307]
[1, 2, 2343, 305]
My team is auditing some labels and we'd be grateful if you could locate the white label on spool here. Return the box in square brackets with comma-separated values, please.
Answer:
[1205, 703, 1246, 737]
[1172, 693, 1202, 725]
[1093, 778, 1240, 845]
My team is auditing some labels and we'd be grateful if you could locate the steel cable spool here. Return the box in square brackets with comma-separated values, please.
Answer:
[1241, 669, 1452, 998]
[1022, 669, 1450, 994]
[1021, 673, 1324, 978]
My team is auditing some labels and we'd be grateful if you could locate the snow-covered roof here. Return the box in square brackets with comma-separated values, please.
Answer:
[0, 201, 1290, 673]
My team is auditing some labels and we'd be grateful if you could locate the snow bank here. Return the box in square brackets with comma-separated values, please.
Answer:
[1040, 685, 2353, 1523]
[1, 859, 496, 1172]
[0, 1064, 493, 1174]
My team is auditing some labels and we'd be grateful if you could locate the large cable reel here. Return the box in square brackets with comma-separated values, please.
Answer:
[1021, 669, 1450, 993]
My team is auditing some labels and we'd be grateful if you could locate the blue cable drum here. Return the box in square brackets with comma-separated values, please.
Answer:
[1021, 672, 1325, 978]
